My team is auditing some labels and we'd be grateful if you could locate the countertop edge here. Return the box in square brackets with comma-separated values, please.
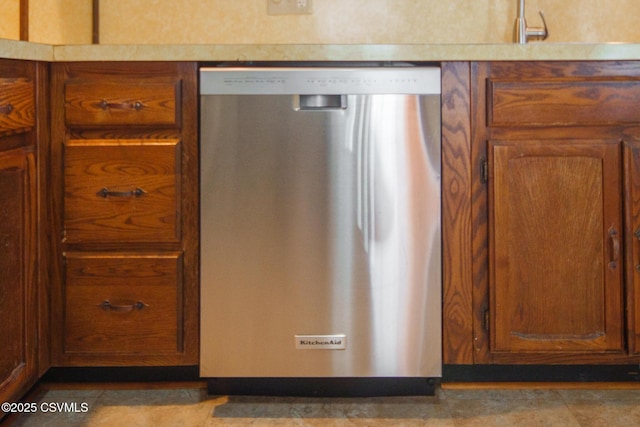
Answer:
[51, 43, 640, 62]
[0, 39, 54, 61]
[3, 39, 640, 62]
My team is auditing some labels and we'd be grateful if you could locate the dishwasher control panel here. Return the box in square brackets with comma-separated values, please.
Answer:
[200, 67, 441, 95]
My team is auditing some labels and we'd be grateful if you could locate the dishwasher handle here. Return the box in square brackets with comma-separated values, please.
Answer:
[294, 94, 347, 111]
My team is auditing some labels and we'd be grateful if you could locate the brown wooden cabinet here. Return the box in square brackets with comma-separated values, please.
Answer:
[0, 147, 37, 407]
[441, 61, 640, 365]
[0, 59, 48, 411]
[50, 62, 198, 366]
[488, 139, 624, 355]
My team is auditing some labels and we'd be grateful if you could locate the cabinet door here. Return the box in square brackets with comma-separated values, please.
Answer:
[0, 147, 36, 406]
[488, 139, 624, 353]
[625, 141, 640, 355]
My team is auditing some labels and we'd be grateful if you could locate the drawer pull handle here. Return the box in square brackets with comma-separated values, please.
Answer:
[99, 300, 148, 313]
[97, 187, 147, 198]
[0, 103, 13, 115]
[98, 99, 145, 111]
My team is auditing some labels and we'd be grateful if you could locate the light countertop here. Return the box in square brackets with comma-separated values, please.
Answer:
[4, 38, 640, 62]
[0, 39, 53, 61]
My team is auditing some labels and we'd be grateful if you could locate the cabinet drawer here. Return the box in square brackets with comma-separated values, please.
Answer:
[488, 78, 640, 127]
[0, 78, 35, 135]
[64, 79, 179, 127]
[63, 252, 182, 355]
[63, 139, 180, 243]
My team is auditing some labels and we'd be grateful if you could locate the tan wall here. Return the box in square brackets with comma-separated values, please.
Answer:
[98, 0, 640, 45]
[29, 0, 92, 44]
[1, 0, 640, 45]
[0, 0, 20, 40]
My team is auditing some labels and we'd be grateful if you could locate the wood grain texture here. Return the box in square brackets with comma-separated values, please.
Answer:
[489, 79, 640, 127]
[624, 140, 640, 355]
[63, 253, 183, 355]
[64, 80, 179, 127]
[0, 59, 42, 410]
[469, 61, 640, 365]
[489, 140, 624, 353]
[63, 139, 181, 243]
[0, 148, 37, 407]
[441, 62, 474, 364]
[470, 62, 491, 363]
[35, 60, 51, 378]
[0, 78, 34, 135]
[50, 62, 199, 367]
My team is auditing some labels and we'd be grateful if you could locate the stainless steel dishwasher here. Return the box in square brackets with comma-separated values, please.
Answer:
[200, 65, 441, 396]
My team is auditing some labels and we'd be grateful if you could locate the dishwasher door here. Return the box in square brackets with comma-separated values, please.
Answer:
[200, 67, 441, 380]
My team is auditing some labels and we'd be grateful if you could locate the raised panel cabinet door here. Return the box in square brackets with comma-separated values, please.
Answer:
[0, 148, 36, 407]
[625, 141, 640, 355]
[488, 139, 624, 353]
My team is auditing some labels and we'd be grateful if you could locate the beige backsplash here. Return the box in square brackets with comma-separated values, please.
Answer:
[3, 0, 640, 45]
[0, 0, 19, 40]
[0, 0, 91, 43]
[95, 0, 640, 44]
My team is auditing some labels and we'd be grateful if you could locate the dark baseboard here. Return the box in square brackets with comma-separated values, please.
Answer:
[207, 377, 437, 397]
[41, 368, 437, 396]
[42, 364, 639, 390]
[41, 366, 200, 383]
[443, 364, 640, 382]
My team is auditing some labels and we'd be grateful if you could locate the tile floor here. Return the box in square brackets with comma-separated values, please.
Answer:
[6, 382, 640, 426]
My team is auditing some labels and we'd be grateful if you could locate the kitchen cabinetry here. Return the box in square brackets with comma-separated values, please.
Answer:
[487, 139, 623, 355]
[441, 61, 640, 364]
[50, 62, 198, 366]
[0, 59, 47, 409]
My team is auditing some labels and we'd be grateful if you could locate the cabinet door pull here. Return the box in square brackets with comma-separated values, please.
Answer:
[608, 225, 620, 270]
[97, 187, 147, 198]
[99, 300, 148, 313]
[0, 103, 13, 115]
[98, 99, 145, 111]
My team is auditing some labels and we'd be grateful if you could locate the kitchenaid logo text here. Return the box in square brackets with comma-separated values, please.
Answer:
[299, 339, 342, 346]
[295, 335, 347, 350]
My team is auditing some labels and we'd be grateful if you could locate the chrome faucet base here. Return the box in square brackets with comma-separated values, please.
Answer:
[514, 0, 549, 44]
